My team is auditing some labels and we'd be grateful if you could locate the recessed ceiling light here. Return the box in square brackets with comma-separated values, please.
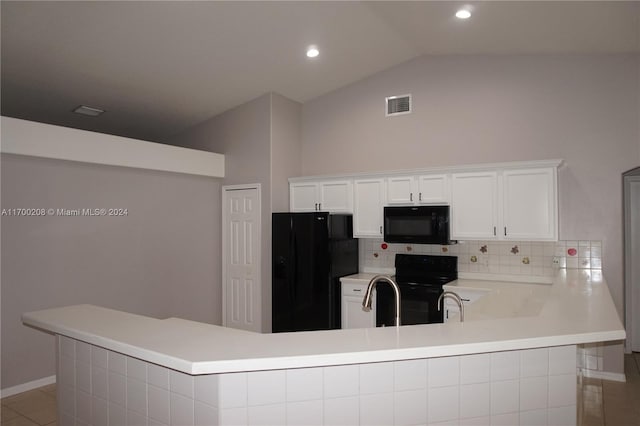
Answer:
[73, 105, 105, 117]
[306, 46, 319, 58]
[455, 9, 471, 19]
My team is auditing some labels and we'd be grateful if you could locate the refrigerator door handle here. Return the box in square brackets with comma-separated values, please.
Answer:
[291, 231, 298, 302]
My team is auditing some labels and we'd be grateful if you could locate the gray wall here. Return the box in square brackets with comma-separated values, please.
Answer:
[271, 93, 302, 213]
[168, 92, 302, 332]
[167, 93, 275, 332]
[301, 54, 640, 373]
[1, 153, 221, 389]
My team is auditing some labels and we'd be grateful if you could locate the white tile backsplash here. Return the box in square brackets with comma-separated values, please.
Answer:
[490, 351, 520, 381]
[148, 385, 170, 425]
[359, 362, 394, 394]
[394, 389, 428, 425]
[324, 364, 359, 398]
[547, 405, 577, 426]
[520, 348, 549, 378]
[360, 393, 394, 426]
[247, 403, 285, 426]
[323, 396, 359, 426]
[394, 358, 428, 391]
[127, 357, 148, 382]
[170, 392, 195, 426]
[459, 383, 490, 419]
[219, 373, 247, 409]
[548, 374, 576, 408]
[170, 369, 194, 398]
[460, 353, 490, 385]
[248, 369, 286, 406]
[126, 378, 147, 415]
[91, 396, 108, 426]
[92, 346, 109, 369]
[519, 376, 548, 411]
[360, 238, 603, 275]
[286, 400, 323, 426]
[91, 366, 108, 400]
[194, 401, 218, 426]
[429, 357, 459, 388]
[428, 385, 459, 423]
[286, 367, 323, 402]
[148, 363, 170, 389]
[59, 338, 578, 426]
[490, 379, 519, 415]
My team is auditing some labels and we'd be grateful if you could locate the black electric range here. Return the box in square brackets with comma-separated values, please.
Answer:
[376, 254, 458, 326]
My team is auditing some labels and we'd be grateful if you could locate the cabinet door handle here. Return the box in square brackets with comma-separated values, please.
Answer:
[493, 226, 497, 236]
[380, 226, 383, 234]
[353, 289, 361, 292]
[504, 227, 507, 236]
[410, 192, 413, 202]
[319, 203, 322, 210]
[419, 192, 422, 201]
[314, 203, 317, 210]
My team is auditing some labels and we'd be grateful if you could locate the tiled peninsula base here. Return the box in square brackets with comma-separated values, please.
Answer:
[57, 336, 577, 426]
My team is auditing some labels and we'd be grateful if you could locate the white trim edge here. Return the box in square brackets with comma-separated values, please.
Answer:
[1, 117, 225, 178]
[1, 375, 56, 398]
[581, 369, 627, 383]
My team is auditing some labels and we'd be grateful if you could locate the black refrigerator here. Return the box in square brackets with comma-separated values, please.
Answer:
[272, 212, 359, 332]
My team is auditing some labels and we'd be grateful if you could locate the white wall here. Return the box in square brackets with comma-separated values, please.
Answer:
[1, 122, 222, 390]
[301, 54, 639, 374]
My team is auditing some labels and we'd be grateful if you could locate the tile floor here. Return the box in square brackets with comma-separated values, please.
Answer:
[1, 384, 56, 426]
[578, 353, 640, 426]
[1, 354, 638, 426]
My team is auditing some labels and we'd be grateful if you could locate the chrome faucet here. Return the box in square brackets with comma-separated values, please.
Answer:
[362, 275, 401, 326]
[438, 291, 464, 322]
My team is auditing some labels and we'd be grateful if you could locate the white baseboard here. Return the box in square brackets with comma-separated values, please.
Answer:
[1, 375, 56, 398]
[582, 369, 626, 382]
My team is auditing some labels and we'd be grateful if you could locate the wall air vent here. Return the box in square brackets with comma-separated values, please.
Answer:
[385, 94, 411, 117]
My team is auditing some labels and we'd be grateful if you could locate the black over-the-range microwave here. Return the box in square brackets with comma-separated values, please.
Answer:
[383, 205, 451, 245]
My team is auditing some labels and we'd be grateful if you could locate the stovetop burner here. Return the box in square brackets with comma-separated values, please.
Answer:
[394, 254, 458, 286]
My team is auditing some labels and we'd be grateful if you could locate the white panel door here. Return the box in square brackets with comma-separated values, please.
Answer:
[503, 168, 557, 240]
[451, 172, 498, 240]
[223, 185, 261, 332]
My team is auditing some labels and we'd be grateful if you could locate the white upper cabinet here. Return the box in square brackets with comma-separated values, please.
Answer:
[290, 182, 319, 212]
[451, 171, 499, 240]
[353, 178, 385, 238]
[417, 174, 449, 204]
[386, 176, 415, 204]
[451, 166, 558, 241]
[290, 180, 353, 213]
[386, 174, 449, 205]
[290, 159, 561, 242]
[502, 168, 557, 240]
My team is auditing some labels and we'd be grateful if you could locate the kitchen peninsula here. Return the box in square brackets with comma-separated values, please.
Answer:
[23, 269, 624, 426]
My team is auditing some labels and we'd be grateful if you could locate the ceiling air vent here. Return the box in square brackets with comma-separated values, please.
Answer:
[385, 94, 411, 117]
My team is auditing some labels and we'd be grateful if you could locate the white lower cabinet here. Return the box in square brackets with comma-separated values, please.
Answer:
[341, 279, 376, 329]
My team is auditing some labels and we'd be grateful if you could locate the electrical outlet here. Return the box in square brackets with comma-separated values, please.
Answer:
[552, 256, 561, 267]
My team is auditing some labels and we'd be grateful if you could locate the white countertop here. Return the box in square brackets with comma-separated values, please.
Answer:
[22, 269, 625, 375]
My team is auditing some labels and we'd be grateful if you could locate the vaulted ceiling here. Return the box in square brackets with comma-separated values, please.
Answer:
[2, 1, 639, 143]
